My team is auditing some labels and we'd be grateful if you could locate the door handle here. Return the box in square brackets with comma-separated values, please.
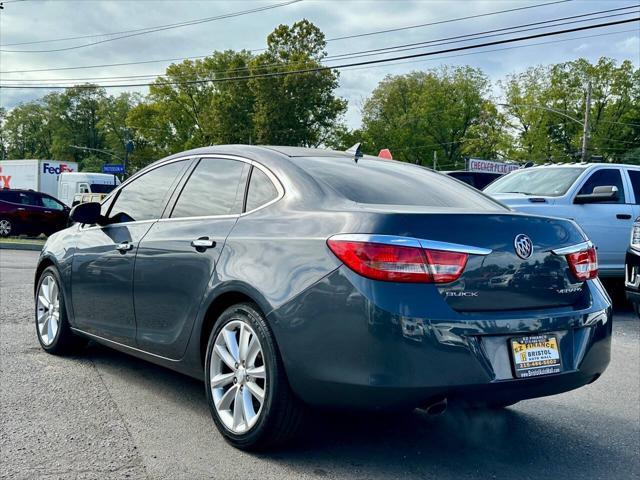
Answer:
[617, 214, 632, 220]
[191, 237, 216, 250]
[116, 242, 133, 252]
[17, 207, 25, 211]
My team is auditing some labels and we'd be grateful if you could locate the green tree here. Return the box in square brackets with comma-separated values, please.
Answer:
[0, 107, 7, 159]
[249, 19, 347, 146]
[360, 66, 494, 167]
[3, 101, 54, 159]
[45, 86, 108, 169]
[501, 58, 640, 163]
[127, 50, 256, 159]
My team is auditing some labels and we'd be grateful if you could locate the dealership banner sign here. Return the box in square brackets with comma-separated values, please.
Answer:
[468, 158, 520, 174]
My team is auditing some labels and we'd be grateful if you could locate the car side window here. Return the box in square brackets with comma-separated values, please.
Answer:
[577, 169, 625, 204]
[627, 170, 640, 204]
[0, 191, 19, 203]
[41, 196, 65, 210]
[170, 158, 246, 218]
[106, 161, 187, 224]
[18, 192, 43, 206]
[245, 167, 279, 212]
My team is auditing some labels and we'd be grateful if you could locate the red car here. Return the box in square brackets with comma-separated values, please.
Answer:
[0, 189, 70, 237]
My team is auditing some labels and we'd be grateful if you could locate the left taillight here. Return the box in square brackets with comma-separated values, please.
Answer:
[565, 246, 598, 281]
[326, 239, 467, 283]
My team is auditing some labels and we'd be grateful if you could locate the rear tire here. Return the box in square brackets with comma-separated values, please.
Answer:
[204, 302, 304, 450]
[35, 266, 87, 355]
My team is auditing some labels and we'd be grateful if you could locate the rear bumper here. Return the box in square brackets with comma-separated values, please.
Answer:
[271, 268, 612, 409]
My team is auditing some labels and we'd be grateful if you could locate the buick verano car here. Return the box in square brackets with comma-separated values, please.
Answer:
[34, 146, 612, 450]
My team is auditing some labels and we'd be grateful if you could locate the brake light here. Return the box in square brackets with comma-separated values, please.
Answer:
[565, 246, 598, 281]
[327, 239, 467, 283]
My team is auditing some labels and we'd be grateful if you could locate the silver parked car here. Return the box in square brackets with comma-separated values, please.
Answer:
[485, 163, 640, 278]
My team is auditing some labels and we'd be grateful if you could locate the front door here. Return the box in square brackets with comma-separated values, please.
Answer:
[572, 167, 632, 275]
[71, 159, 190, 344]
[134, 157, 248, 359]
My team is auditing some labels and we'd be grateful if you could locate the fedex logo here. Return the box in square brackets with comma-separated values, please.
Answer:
[0, 166, 10, 188]
[43, 163, 74, 175]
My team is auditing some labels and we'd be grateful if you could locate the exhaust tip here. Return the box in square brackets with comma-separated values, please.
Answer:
[424, 397, 448, 415]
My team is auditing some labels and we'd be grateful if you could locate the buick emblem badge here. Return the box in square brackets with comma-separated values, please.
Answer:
[514, 234, 533, 259]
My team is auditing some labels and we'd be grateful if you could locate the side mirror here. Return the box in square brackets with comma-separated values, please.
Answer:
[69, 202, 102, 225]
[574, 185, 619, 204]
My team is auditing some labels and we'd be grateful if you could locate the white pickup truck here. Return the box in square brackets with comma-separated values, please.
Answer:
[484, 163, 640, 279]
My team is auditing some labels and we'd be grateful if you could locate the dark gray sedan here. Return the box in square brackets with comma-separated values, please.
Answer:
[34, 146, 612, 450]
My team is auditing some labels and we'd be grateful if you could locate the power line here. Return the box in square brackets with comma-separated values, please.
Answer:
[1, 0, 573, 49]
[326, 0, 575, 41]
[0, 0, 575, 70]
[0, 0, 304, 53]
[5, 7, 637, 84]
[2, 18, 638, 90]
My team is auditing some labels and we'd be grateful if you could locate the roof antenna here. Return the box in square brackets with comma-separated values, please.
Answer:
[346, 143, 363, 163]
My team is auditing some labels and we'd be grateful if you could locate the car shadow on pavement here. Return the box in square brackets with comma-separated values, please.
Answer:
[81, 340, 638, 479]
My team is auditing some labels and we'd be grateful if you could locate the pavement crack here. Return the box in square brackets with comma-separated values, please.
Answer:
[88, 353, 151, 480]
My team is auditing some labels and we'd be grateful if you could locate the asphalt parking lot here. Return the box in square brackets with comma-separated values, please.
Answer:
[1, 249, 639, 480]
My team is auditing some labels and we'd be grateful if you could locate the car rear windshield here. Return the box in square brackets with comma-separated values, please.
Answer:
[484, 167, 584, 197]
[296, 157, 505, 210]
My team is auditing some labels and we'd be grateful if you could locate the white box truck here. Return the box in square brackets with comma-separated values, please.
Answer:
[0, 160, 120, 206]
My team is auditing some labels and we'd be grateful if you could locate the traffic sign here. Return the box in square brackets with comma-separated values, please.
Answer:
[102, 164, 125, 174]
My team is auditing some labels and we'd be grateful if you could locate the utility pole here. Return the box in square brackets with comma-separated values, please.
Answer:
[433, 151, 437, 170]
[581, 81, 592, 163]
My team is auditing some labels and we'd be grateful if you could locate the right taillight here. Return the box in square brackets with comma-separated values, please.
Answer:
[565, 246, 598, 281]
[326, 239, 467, 283]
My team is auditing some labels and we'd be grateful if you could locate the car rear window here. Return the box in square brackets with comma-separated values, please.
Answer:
[296, 157, 505, 210]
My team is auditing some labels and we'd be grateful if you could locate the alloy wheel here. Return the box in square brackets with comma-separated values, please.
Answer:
[0, 219, 11, 237]
[37, 275, 60, 346]
[210, 320, 267, 434]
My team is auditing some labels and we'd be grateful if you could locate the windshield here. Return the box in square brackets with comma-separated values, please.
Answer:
[484, 168, 584, 197]
[90, 183, 118, 194]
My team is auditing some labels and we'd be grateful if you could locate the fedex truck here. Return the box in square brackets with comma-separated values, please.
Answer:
[0, 160, 120, 206]
[0, 160, 78, 195]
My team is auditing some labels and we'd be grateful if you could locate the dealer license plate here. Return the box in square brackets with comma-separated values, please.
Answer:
[510, 334, 562, 378]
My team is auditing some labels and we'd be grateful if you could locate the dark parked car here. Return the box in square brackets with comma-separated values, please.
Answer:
[444, 170, 503, 189]
[625, 217, 640, 318]
[0, 189, 70, 237]
[34, 146, 612, 450]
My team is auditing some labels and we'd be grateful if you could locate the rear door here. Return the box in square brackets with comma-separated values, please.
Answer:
[570, 167, 632, 276]
[71, 159, 190, 344]
[133, 156, 249, 359]
[16, 191, 46, 233]
[625, 167, 640, 224]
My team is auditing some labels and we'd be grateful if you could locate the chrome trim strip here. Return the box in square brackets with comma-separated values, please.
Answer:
[157, 214, 239, 223]
[81, 218, 157, 231]
[70, 328, 180, 362]
[328, 234, 492, 255]
[551, 240, 593, 255]
[88, 153, 286, 227]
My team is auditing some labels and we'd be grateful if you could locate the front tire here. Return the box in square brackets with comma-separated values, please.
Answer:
[35, 266, 87, 354]
[0, 217, 15, 237]
[204, 302, 304, 450]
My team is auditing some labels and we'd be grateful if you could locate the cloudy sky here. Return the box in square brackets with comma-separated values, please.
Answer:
[1, 0, 638, 128]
